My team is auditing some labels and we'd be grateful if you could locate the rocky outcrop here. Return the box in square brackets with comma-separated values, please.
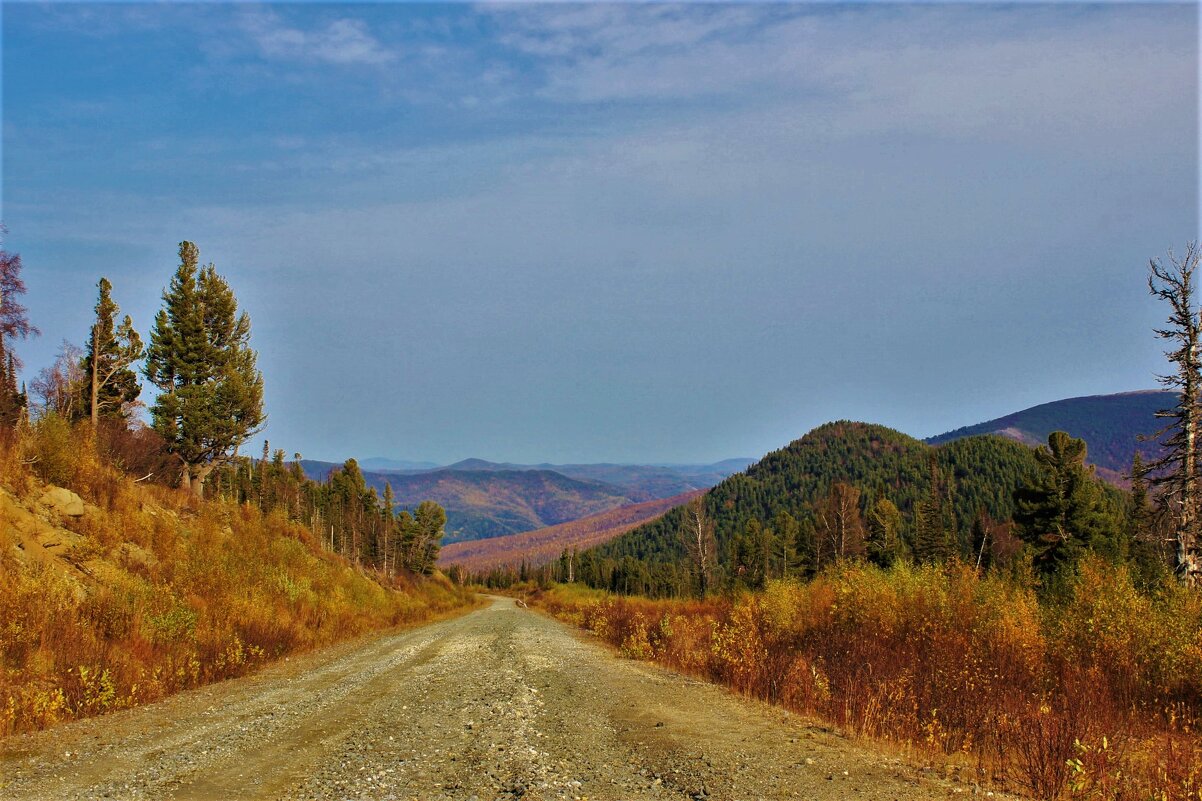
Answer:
[39, 486, 86, 517]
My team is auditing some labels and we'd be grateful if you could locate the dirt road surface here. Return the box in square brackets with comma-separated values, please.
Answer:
[1, 596, 992, 801]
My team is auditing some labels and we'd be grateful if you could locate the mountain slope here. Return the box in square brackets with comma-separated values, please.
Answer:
[371, 469, 637, 543]
[437, 490, 704, 572]
[593, 421, 1112, 570]
[439, 459, 751, 500]
[927, 390, 1167, 482]
[299, 458, 750, 543]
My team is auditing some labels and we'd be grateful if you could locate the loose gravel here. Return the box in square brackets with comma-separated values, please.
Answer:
[0, 596, 1003, 800]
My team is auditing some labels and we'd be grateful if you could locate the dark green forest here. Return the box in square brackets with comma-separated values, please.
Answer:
[540, 422, 1142, 597]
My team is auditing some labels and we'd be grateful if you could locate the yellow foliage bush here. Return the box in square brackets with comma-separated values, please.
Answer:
[0, 424, 472, 737]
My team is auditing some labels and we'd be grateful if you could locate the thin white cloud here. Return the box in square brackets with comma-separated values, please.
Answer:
[239, 10, 395, 67]
[480, 3, 1194, 154]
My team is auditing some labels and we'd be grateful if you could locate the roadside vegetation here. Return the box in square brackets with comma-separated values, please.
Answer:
[528, 559, 1202, 800]
[0, 236, 472, 736]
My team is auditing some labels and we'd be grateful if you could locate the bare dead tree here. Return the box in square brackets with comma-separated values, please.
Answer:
[814, 482, 866, 563]
[1147, 241, 1202, 586]
[679, 495, 717, 597]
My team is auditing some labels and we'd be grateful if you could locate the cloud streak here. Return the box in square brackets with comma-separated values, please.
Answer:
[238, 10, 396, 66]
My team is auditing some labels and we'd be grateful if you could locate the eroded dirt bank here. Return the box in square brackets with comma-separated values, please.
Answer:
[1, 596, 992, 800]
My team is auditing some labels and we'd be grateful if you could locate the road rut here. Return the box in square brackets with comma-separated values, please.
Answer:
[1, 596, 981, 800]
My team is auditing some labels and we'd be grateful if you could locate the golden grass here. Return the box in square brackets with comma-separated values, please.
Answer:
[0, 420, 472, 736]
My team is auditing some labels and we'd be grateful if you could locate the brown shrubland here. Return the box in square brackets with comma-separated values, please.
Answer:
[533, 561, 1202, 800]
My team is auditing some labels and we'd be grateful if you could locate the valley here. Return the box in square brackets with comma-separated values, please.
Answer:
[298, 459, 749, 543]
[437, 490, 705, 573]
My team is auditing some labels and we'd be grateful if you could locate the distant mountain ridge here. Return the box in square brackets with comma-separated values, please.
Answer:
[438, 490, 705, 573]
[297, 457, 750, 543]
[926, 390, 1168, 483]
[358, 457, 441, 472]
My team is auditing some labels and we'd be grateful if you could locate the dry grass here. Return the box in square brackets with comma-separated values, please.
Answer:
[532, 561, 1202, 800]
[0, 418, 471, 736]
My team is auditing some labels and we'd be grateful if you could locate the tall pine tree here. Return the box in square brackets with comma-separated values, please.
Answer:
[145, 242, 265, 497]
[83, 277, 143, 426]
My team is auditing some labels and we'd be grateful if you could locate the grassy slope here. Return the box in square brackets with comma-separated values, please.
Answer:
[0, 438, 472, 736]
[438, 490, 704, 573]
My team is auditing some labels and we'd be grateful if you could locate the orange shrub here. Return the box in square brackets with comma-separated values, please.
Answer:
[534, 560, 1202, 801]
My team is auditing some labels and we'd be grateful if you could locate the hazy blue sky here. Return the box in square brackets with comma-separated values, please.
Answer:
[2, 2, 1198, 464]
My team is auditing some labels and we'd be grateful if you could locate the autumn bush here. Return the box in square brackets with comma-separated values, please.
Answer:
[0, 419, 472, 736]
[532, 560, 1202, 800]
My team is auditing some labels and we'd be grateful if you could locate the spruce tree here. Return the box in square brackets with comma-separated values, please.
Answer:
[413, 500, 446, 574]
[144, 242, 265, 497]
[771, 510, 801, 577]
[1013, 431, 1109, 583]
[1127, 452, 1170, 588]
[912, 458, 954, 563]
[382, 482, 397, 574]
[83, 277, 143, 426]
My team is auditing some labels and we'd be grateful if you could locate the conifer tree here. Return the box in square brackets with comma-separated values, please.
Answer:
[382, 482, 397, 574]
[912, 457, 954, 563]
[412, 500, 446, 574]
[1013, 431, 1109, 583]
[145, 242, 265, 497]
[83, 277, 143, 426]
[771, 510, 801, 578]
[0, 343, 16, 427]
[1147, 242, 1202, 585]
[1127, 451, 1170, 587]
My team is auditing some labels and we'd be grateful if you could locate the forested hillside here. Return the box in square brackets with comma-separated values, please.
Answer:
[369, 468, 636, 543]
[928, 390, 1167, 482]
[581, 422, 1130, 596]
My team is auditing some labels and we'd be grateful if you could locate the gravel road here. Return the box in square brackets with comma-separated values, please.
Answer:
[1, 596, 990, 801]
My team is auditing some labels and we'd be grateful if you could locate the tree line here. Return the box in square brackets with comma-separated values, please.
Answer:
[0, 236, 444, 576]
